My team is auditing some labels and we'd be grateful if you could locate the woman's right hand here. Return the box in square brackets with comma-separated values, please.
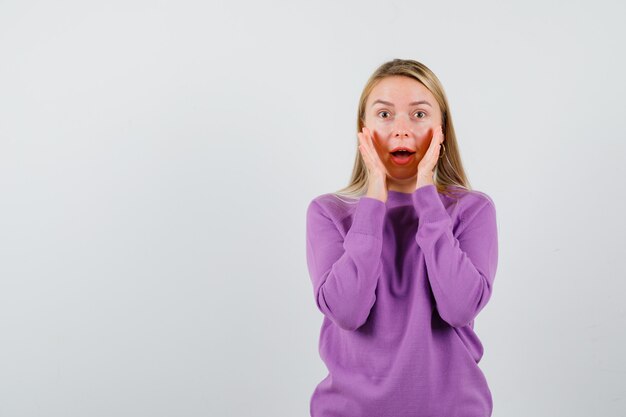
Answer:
[357, 126, 388, 203]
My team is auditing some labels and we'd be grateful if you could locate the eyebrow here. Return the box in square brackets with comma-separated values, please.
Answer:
[370, 99, 432, 108]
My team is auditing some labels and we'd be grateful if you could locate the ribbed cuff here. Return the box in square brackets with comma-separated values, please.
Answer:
[411, 184, 450, 223]
[349, 196, 386, 237]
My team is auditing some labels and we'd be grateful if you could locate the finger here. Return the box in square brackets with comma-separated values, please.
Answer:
[359, 144, 371, 170]
[364, 127, 385, 168]
[364, 127, 378, 158]
[432, 126, 444, 153]
[432, 127, 443, 160]
[360, 128, 375, 163]
[426, 128, 438, 158]
[421, 128, 440, 167]
[357, 133, 366, 158]
[358, 133, 373, 169]
[363, 127, 373, 149]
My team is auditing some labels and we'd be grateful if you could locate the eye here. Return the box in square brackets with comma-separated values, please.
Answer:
[378, 110, 391, 119]
[414, 111, 427, 118]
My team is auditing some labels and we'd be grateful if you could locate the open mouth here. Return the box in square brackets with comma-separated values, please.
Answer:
[390, 150, 416, 157]
[389, 150, 416, 165]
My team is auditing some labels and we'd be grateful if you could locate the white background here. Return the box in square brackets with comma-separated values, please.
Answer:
[1, 1, 625, 416]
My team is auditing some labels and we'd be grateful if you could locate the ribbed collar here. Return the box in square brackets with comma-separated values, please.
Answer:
[385, 189, 417, 208]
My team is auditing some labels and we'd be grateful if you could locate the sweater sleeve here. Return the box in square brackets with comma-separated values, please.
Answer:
[305, 197, 386, 331]
[412, 185, 498, 328]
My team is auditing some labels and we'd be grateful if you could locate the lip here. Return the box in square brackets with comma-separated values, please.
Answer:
[390, 146, 416, 152]
[390, 153, 415, 166]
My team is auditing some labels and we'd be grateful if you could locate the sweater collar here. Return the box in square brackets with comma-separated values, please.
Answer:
[386, 189, 416, 208]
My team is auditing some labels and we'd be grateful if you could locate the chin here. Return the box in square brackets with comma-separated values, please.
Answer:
[387, 170, 418, 180]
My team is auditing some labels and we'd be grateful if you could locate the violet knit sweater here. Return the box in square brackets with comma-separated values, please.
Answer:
[305, 184, 499, 417]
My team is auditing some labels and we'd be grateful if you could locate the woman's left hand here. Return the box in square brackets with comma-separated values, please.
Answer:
[416, 124, 444, 190]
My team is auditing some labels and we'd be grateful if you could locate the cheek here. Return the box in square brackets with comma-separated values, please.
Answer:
[415, 132, 435, 155]
[414, 125, 432, 135]
[368, 132, 392, 161]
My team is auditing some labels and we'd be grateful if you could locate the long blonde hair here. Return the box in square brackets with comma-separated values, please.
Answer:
[334, 58, 472, 202]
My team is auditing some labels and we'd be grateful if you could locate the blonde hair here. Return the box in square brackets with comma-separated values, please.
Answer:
[333, 58, 472, 203]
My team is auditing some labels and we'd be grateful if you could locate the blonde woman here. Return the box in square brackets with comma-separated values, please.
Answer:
[305, 59, 499, 416]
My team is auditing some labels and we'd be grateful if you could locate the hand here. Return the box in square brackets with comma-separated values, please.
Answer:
[357, 126, 388, 203]
[416, 124, 444, 190]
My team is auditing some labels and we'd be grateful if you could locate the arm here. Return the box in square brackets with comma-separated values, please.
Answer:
[412, 185, 498, 328]
[305, 197, 386, 331]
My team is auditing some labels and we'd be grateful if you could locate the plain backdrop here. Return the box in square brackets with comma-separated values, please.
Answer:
[1, 0, 625, 416]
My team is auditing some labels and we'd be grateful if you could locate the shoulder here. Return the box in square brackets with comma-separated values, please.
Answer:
[447, 186, 496, 224]
[307, 192, 361, 221]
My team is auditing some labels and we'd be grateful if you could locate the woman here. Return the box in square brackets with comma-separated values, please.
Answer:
[305, 59, 499, 417]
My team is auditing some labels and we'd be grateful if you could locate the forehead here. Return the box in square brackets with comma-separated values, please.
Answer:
[367, 76, 436, 107]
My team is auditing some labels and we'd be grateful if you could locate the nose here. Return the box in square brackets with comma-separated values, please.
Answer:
[393, 116, 411, 137]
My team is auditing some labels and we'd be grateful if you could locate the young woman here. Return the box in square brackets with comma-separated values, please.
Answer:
[305, 59, 499, 417]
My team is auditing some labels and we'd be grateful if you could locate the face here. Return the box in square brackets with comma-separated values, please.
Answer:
[363, 75, 443, 186]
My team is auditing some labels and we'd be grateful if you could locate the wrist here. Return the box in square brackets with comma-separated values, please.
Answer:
[416, 174, 434, 190]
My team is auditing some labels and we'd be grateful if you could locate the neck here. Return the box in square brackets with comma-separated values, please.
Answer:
[386, 176, 418, 194]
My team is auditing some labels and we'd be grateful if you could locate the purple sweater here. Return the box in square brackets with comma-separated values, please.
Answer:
[305, 184, 498, 417]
